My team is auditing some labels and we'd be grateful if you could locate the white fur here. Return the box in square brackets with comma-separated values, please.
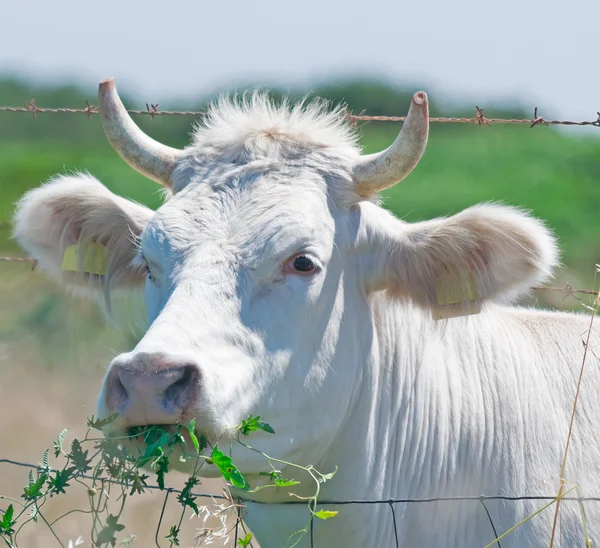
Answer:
[13, 93, 600, 547]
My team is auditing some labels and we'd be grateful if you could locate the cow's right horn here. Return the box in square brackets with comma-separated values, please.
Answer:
[98, 78, 184, 187]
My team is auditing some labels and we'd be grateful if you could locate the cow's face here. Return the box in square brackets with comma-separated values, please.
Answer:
[13, 82, 558, 475]
[96, 168, 375, 471]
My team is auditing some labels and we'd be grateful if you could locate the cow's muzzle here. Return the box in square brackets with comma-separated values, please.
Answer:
[102, 352, 201, 427]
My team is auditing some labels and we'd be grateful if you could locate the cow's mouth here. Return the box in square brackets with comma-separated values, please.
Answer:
[126, 423, 180, 438]
[119, 423, 209, 460]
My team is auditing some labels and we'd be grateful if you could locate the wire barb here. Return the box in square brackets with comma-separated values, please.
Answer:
[146, 103, 159, 120]
[530, 107, 548, 128]
[24, 98, 38, 120]
[83, 100, 98, 122]
[475, 106, 492, 127]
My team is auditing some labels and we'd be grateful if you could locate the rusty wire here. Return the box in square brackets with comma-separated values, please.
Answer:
[0, 100, 201, 119]
[1, 99, 600, 128]
[0, 256, 38, 269]
[346, 108, 600, 127]
[0, 254, 595, 300]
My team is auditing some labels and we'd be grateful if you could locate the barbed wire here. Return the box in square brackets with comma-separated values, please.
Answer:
[347, 105, 600, 129]
[0, 257, 595, 301]
[2, 457, 598, 548]
[0, 256, 37, 269]
[1, 99, 600, 128]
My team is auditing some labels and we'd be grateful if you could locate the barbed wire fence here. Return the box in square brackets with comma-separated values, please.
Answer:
[1, 99, 600, 128]
[1, 99, 600, 547]
[3, 456, 600, 548]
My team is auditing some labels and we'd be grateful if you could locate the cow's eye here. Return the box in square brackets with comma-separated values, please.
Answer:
[293, 256, 315, 272]
[282, 253, 320, 277]
[145, 264, 155, 282]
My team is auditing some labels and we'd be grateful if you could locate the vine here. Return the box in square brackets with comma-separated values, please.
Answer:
[0, 414, 338, 547]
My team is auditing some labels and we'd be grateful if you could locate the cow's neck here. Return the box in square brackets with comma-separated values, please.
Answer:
[316, 297, 524, 502]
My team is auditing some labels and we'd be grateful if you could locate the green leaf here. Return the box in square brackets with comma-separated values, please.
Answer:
[238, 532, 253, 547]
[0, 504, 16, 535]
[23, 472, 48, 501]
[258, 470, 299, 487]
[210, 446, 250, 491]
[239, 415, 275, 436]
[69, 439, 92, 474]
[99, 438, 128, 463]
[126, 425, 146, 439]
[141, 426, 169, 446]
[188, 419, 200, 454]
[151, 450, 169, 491]
[87, 413, 119, 431]
[177, 476, 200, 516]
[136, 430, 171, 467]
[104, 460, 123, 479]
[274, 478, 300, 487]
[48, 467, 74, 495]
[96, 436, 130, 480]
[96, 514, 125, 546]
[314, 509, 338, 520]
[258, 422, 275, 434]
[126, 471, 149, 496]
[41, 449, 51, 473]
[53, 428, 69, 457]
[165, 525, 180, 546]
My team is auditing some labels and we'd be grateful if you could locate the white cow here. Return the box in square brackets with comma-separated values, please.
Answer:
[13, 79, 600, 548]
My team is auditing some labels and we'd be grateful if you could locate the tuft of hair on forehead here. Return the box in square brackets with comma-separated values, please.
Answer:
[188, 91, 362, 163]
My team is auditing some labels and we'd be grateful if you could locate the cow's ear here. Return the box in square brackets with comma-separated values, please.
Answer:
[13, 174, 153, 297]
[357, 202, 559, 318]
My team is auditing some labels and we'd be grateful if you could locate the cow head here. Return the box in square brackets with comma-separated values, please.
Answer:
[13, 80, 557, 476]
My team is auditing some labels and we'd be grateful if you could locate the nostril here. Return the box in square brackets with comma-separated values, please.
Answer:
[105, 367, 129, 413]
[163, 365, 200, 411]
[115, 376, 128, 402]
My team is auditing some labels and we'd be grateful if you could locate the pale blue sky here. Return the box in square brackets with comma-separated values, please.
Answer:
[1, 0, 598, 123]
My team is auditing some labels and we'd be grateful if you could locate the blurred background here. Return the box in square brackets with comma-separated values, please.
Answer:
[1, 0, 600, 545]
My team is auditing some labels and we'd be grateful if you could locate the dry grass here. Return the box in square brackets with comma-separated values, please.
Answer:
[0, 265, 236, 547]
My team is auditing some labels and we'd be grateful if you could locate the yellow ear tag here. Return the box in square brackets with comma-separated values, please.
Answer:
[61, 242, 109, 276]
[432, 271, 482, 320]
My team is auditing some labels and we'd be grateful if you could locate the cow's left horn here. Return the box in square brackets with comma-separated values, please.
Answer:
[352, 91, 429, 196]
[98, 78, 184, 187]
